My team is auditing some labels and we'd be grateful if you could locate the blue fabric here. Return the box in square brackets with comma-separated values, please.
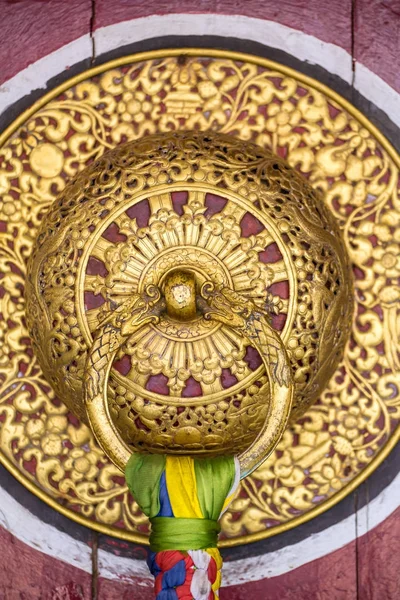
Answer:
[156, 590, 179, 600]
[162, 559, 186, 589]
[158, 471, 174, 517]
[147, 551, 160, 577]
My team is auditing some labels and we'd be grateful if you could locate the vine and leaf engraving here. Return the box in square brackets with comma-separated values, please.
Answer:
[0, 55, 399, 543]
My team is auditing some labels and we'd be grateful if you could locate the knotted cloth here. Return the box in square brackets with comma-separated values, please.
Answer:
[126, 454, 240, 599]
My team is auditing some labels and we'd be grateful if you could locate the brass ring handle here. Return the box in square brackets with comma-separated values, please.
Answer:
[84, 276, 293, 479]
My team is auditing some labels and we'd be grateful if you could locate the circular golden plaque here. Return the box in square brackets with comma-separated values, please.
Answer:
[0, 49, 399, 546]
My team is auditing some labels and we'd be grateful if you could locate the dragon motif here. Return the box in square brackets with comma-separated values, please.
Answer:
[199, 283, 292, 388]
[83, 279, 293, 475]
[85, 286, 165, 401]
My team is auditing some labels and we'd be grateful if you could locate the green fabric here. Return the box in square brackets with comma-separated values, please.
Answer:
[125, 454, 236, 552]
[150, 517, 220, 551]
[125, 453, 166, 518]
[194, 456, 236, 519]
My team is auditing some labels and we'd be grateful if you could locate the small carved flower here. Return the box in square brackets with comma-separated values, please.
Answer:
[117, 91, 158, 123]
[266, 101, 302, 137]
[311, 455, 343, 494]
[335, 406, 365, 442]
[40, 432, 64, 457]
[26, 414, 68, 456]
[64, 447, 100, 482]
[372, 243, 400, 279]
[0, 194, 22, 222]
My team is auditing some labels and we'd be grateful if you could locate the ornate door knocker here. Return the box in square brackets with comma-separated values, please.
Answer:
[25, 130, 353, 597]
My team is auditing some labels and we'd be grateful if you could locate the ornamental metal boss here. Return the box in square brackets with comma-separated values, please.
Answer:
[26, 131, 353, 475]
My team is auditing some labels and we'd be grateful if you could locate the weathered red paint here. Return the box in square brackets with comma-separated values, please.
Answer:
[0, 526, 92, 599]
[221, 542, 358, 599]
[0, 506, 399, 598]
[355, 0, 400, 92]
[98, 577, 153, 600]
[0, 0, 91, 85]
[93, 0, 352, 52]
[1, 0, 400, 98]
[50, 582, 86, 600]
[358, 503, 400, 599]
[0, 0, 353, 88]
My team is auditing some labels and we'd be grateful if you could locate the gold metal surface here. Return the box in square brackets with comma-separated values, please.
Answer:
[25, 131, 351, 461]
[0, 49, 399, 547]
[83, 273, 293, 477]
[163, 270, 197, 322]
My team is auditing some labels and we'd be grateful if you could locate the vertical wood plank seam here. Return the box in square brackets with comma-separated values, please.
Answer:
[90, 0, 97, 64]
[354, 491, 360, 599]
[351, 0, 356, 86]
[91, 532, 99, 600]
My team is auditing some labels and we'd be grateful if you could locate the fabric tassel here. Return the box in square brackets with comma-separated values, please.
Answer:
[126, 454, 240, 599]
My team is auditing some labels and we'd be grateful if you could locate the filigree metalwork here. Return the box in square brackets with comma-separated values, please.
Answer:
[83, 275, 293, 478]
[0, 50, 399, 546]
[26, 132, 351, 464]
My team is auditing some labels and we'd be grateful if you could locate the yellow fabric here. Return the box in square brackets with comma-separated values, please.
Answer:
[222, 491, 235, 513]
[207, 547, 223, 595]
[165, 456, 203, 519]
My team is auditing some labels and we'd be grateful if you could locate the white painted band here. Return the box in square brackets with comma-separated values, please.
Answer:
[0, 14, 399, 129]
[0, 35, 92, 115]
[0, 469, 399, 586]
[95, 14, 352, 82]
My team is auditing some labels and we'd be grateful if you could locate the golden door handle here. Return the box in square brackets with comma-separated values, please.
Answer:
[84, 272, 293, 478]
